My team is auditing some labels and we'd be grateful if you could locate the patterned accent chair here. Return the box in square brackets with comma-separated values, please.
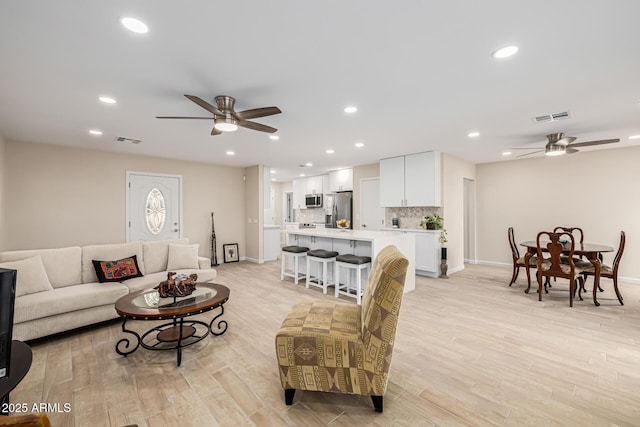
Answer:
[275, 244, 409, 413]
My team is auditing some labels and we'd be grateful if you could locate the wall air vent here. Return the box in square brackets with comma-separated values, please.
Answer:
[533, 111, 570, 123]
[116, 136, 142, 144]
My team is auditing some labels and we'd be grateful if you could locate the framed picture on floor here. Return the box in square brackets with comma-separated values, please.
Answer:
[223, 243, 239, 263]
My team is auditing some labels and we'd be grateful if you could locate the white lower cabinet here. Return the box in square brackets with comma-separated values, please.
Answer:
[384, 229, 440, 277]
[414, 233, 438, 274]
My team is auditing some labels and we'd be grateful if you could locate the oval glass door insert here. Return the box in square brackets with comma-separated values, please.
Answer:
[145, 188, 166, 234]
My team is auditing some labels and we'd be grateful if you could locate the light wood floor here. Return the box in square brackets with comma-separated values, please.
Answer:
[10, 261, 640, 426]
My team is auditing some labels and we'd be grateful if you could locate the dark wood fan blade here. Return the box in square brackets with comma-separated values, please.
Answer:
[516, 150, 545, 158]
[184, 95, 224, 116]
[234, 106, 281, 120]
[566, 148, 579, 154]
[511, 147, 545, 150]
[156, 116, 213, 119]
[568, 138, 620, 148]
[211, 127, 222, 136]
[238, 120, 277, 133]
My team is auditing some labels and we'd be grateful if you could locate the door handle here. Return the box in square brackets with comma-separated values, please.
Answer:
[173, 229, 179, 232]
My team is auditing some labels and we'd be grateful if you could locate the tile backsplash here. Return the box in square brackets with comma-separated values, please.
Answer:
[295, 208, 327, 224]
[385, 207, 442, 229]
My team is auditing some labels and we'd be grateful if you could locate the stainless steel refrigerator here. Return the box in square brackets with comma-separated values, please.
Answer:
[331, 191, 353, 229]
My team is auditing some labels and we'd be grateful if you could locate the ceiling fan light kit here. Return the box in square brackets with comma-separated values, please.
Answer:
[214, 117, 238, 132]
[545, 145, 565, 156]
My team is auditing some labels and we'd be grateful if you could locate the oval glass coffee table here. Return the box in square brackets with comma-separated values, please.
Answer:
[115, 283, 230, 366]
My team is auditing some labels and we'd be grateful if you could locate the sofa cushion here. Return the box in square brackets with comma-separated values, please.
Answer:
[0, 246, 82, 288]
[0, 255, 54, 297]
[122, 268, 217, 293]
[142, 238, 189, 274]
[92, 255, 144, 283]
[167, 244, 199, 270]
[13, 281, 129, 324]
[82, 241, 144, 283]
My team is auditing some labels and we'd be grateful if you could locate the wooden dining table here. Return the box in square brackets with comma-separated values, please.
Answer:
[520, 241, 614, 306]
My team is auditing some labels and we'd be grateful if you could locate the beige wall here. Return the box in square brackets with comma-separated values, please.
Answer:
[244, 165, 261, 262]
[4, 141, 246, 260]
[442, 153, 477, 273]
[352, 162, 380, 229]
[271, 181, 284, 227]
[477, 145, 640, 281]
[0, 134, 5, 251]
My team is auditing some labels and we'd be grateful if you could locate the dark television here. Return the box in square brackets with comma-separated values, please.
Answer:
[0, 268, 17, 379]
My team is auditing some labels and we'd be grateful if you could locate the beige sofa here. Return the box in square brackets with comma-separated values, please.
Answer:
[0, 238, 217, 341]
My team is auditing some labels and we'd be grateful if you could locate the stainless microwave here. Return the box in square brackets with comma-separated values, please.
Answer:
[305, 194, 322, 208]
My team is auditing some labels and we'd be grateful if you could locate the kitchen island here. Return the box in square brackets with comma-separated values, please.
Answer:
[286, 228, 416, 292]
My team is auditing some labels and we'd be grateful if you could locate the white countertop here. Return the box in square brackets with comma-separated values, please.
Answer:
[286, 228, 409, 241]
[380, 228, 442, 233]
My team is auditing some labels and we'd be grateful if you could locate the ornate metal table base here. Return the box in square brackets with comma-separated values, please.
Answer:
[116, 305, 228, 366]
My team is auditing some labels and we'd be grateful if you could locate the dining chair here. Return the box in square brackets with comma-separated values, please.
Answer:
[535, 231, 588, 307]
[550, 226, 585, 287]
[580, 231, 625, 306]
[553, 226, 584, 247]
[507, 227, 537, 287]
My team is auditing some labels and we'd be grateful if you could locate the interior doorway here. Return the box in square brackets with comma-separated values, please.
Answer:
[284, 192, 294, 223]
[463, 178, 476, 263]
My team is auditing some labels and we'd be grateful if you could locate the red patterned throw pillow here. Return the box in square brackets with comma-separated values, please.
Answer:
[92, 255, 143, 283]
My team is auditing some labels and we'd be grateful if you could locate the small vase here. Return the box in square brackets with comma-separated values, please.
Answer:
[440, 247, 448, 279]
[426, 223, 436, 230]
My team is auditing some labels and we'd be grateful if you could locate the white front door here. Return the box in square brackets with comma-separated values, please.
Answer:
[127, 172, 182, 242]
[360, 178, 384, 230]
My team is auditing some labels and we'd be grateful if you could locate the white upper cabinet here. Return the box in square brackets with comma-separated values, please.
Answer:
[329, 168, 353, 192]
[380, 151, 441, 207]
[306, 175, 324, 194]
[379, 156, 405, 207]
[292, 178, 307, 209]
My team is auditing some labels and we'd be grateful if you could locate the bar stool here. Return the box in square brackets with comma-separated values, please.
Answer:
[306, 249, 339, 294]
[281, 246, 309, 285]
[334, 254, 372, 305]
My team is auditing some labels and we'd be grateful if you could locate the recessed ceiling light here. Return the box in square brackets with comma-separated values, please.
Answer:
[344, 106, 358, 113]
[305, 162, 313, 167]
[326, 149, 335, 154]
[629, 135, 640, 140]
[502, 151, 512, 156]
[99, 96, 117, 104]
[269, 135, 279, 140]
[89, 129, 103, 136]
[271, 178, 276, 182]
[355, 142, 364, 148]
[119, 16, 149, 34]
[299, 173, 305, 177]
[468, 132, 480, 138]
[492, 45, 518, 59]
[225, 150, 235, 156]
[270, 169, 275, 174]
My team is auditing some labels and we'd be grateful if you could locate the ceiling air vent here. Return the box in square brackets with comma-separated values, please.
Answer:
[116, 136, 142, 144]
[533, 111, 570, 123]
